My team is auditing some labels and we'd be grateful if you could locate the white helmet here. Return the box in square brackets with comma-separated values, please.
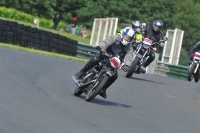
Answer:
[120, 28, 135, 45]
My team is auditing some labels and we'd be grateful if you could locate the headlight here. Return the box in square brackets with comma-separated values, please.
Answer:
[143, 43, 150, 49]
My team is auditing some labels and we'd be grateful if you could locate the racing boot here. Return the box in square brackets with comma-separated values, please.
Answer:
[99, 78, 116, 99]
[73, 65, 91, 80]
[99, 90, 107, 99]
[74, 70, 85, 80]
[99, 82, 112, 99]
[73, 58, 97, 80]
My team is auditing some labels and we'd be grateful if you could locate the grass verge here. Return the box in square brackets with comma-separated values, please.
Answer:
[0, 43, 88, 63]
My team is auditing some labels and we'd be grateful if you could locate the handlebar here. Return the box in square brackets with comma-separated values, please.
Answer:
[151, 37, 168, 46]
[96, 46, 114, 58]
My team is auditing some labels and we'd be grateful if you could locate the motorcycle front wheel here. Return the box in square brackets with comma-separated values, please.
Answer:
[194, 76, 199, 83]
[85, 74, 109, 102]
[126, 56, 140, 78]
[188, 63, 196, 81]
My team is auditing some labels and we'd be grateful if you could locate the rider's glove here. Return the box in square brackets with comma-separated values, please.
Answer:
[152, 47, 157, 52]
[101, 52, 112, 58]
[121, 65, 129, 72]
[160, 42, 165, 47]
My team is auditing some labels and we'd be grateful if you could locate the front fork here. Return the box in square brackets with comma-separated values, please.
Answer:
[139, 50, 149, 66]
[194, 63, 199, 74]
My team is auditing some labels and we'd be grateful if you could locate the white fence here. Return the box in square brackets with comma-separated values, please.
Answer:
[90, 18, 118, 46]
[162, 28, 184, 65]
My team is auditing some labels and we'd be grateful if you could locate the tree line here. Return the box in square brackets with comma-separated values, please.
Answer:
[1, 0, 200, 65]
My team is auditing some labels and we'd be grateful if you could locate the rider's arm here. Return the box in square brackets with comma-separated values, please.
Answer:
[190, 41, 200, 53]
[143, 26, 147, 37]
[99, 35, 119, 53]
[123, 44, 134, 66]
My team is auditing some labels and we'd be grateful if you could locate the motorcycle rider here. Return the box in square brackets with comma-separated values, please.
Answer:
[189, 41, 200, 64]
[139, 20, 165, 73]
[72, 28, 135, 99]
[118, 20, 143, 44]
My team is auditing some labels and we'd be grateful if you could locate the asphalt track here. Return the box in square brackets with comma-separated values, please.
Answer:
[0, 47, 200, 133]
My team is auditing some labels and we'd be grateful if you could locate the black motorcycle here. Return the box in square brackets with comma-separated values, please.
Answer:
[125, 37, 168, 78]
[188, 50, 200, 82]
[72, 47, 121, 102]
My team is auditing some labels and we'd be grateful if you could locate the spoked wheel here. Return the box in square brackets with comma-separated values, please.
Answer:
[85, 74, 109, 102]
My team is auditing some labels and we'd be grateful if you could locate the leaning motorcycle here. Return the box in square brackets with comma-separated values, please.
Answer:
[187, 51, 200, 82]
[72, 47, 121, 102]
[125, 37, 167, 78]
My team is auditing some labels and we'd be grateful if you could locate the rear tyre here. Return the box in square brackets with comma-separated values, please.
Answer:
[188, 63, 196, 81]
[85, 74, 109, 102]
[125, 57, 140, 78]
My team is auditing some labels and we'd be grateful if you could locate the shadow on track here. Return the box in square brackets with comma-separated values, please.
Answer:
[77, 95, 132, 108]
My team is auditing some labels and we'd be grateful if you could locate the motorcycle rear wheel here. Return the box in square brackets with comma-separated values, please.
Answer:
[126, 56, 140, 78]
[85, 74, 109, 102]
[188, 63, 196, 81]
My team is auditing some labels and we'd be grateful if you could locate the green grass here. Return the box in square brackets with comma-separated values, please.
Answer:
[0, 43, 88, 63]
[0, 17, 90, 44]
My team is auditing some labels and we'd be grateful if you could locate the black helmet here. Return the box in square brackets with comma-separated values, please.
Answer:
[132, 20, 141, 30]
[152, 20, 163, 32]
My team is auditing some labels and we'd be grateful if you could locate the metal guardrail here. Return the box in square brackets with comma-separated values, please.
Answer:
[154, 61, 170, 77]
[76, 42, 98, 59]
[154, 61, 188, 80]
[167, 64, 188, 81]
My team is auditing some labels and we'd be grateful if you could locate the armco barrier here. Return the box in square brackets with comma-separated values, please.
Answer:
[76, 42, 98, 59]
[167, 64, 188, 81]
[0, 19, 78, 56]
[154, 61, 188, 81]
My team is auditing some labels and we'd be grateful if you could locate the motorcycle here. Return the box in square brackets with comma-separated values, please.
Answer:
[125, 37, 168, 78]
[72, 46, 121, 102]
[187, 51, 200, 82]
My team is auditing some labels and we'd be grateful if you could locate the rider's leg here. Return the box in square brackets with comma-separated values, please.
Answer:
[99, 70, 118, 99]
[73, 54, 101, 79]
[140, 50, 155, 73]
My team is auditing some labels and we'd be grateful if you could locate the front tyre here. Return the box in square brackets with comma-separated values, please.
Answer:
[126, 56, 140, 78]
[188, 63, 196, 81]
[194, 76, 199, 83]
[85, 74, 109, 102]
